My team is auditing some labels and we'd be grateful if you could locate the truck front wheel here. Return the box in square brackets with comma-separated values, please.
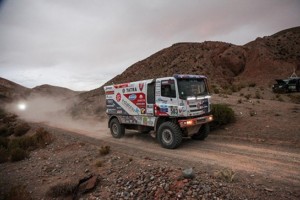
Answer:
[109, 118, 125, 138]
[157, 122, 182, 149]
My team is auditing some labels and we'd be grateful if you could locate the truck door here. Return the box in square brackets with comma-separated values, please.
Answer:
[146, 81, 155, 115]
[155, 78, 179, 117]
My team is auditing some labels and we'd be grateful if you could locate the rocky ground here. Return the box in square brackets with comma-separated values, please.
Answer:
[1, 92, 300, 200]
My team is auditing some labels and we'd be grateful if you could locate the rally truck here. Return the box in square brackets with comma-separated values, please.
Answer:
[104, 74, 213, 149]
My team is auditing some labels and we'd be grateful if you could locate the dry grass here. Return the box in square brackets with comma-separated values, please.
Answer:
[95, 160, 103, 167]
[99, 145, 110, 156]
[47, 182, 77, 198]
[14, 123, 30, 137]
[10, 147, 28, 162]
[216, 168, 236, 183]
[0, 128, 53, 163]
[3, 185, 32, 200]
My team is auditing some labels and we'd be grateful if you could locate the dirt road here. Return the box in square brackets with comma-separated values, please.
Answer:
[54, 121, 300, 193]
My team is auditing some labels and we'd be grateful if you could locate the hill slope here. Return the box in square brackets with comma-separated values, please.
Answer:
[75, 26, 300, 117]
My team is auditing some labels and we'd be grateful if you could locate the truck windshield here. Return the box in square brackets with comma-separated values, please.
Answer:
[177, 78, 208, 100]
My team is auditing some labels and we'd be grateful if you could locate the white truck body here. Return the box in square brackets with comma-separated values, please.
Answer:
[104, 74, 213, 149]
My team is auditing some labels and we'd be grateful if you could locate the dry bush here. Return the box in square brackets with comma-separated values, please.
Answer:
[0, 125, 9, 137]
[0, 108, 6, 119]
[3, 185, 32, 200]
[289, 95, 300, 104]
[210, 104, 235, 129]
[99, 145, 110, 156]
[33, 128, 53, 147]
[14, 123, 30, 137]
[248, 82, 256, 87]
[95, 160, 103, 167]
[8, 136, 35, 151]
[47, 182, 77, 197]
[255, 90, 261, 99]
[0, 136, 9, 148]
[216, 168, 236, 183]
[10, 147, 28, 162]
[244, 94, 251, 100]
[0, 147, 9, 163]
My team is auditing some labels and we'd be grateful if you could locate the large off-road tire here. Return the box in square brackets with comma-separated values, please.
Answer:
[191, 123, 209, 140]
[157, 121, 182, 149]
[109, 118, 125, 138]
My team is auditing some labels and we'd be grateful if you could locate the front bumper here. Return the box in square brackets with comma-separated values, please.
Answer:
[178, 115, 213, 128]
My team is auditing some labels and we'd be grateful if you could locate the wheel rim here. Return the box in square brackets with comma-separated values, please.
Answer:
[162, 129, 173, 144]
[112, 123, 118, 135]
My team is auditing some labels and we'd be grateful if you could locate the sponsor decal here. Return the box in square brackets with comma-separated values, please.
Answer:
[107, 99, 114, 104]
[106, 95, 113, 99]
[141, 108, 146, 114]
[139, 83, 144, 91]
[114, 83, 129, 89]
[170, 106, 178, 116]
[125, 87, 137, 93]
[105, 90, 114, 95]
[157, 97, 168, 104]
[122, 99, 139, 114]
[105, 86, 113, 90]
[129, 94, 137, 101]
[116, 93, 121, 102]
[159, 105, 168, 113]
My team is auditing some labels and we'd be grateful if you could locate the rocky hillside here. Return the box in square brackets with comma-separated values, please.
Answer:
[0, 77, 30, 105]
[75, 26, 300, 117]
[0, 78, 79, 106]
[31, 84, 80, 98]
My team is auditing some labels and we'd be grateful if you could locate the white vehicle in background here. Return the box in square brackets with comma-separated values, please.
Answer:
[104, 74, 213, 149]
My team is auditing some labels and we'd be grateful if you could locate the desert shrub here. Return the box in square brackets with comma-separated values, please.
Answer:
[0, 147, 9, 163]
[211, 104, 235, 128]
[95, 160, 103, 167]
[33, 128, 52, 147]
[255, 90, 261, 99]
[10, 147, 28, 162]
[0, 108, 6, 119]
[0, 125, 9, 137]
[14, 123, 30, 137]
[47, 182, 77, 197]
[99, 145, 110, 156]
[216, 168, 236, 183]
[3, 185, 32, 200]
[8, 137, 35, 151]
[244, 94, 251, 100]
[237, 99, 242, 104]
[249, 110, 256, 117]
[3, 114, 17, 123]
[0, 136, 9, 148]
[213, 88, 220, 94]
[289, 95, 300, 104]
[248, 82, 256, 87]
[8, 128, 52, 151]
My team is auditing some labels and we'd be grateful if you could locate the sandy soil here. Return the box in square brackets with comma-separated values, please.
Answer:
[1, 94, 300, 199]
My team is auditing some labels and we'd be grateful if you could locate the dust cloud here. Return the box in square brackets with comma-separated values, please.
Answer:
[5, 94, 109, 139]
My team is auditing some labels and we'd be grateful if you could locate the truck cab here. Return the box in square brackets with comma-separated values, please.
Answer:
[104, 74, 213, 149]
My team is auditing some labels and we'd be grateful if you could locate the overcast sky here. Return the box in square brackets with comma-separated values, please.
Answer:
[0, 0, 299, 91]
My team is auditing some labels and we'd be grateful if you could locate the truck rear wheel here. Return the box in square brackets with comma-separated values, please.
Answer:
[157, 121, 182, 149]
[109, 118, 125, 138]
[191, 124, 209, 140]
